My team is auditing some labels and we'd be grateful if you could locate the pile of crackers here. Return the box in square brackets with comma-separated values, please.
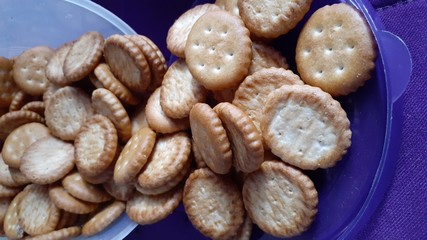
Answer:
[0, 0, 377, 239]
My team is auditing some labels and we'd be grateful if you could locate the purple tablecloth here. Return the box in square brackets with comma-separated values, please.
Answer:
[94, 0, 427, 239]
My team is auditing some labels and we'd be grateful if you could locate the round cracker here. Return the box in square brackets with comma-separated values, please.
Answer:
[45, 42, 72, 86]
[145, 88, 189, 134]
[261, 85, 352, 170]
[248, 43, 289, 75]
[137, 132, 191, 195]
[167, 3, 221, 58]
[3, 190, 25, 239]
[233, 68, 304, 134]
[191, 139, 207, 169]
[91, 88, 132, 142]
[214, 102, 264, 173]
[189, 103, 232, 174]
[126, 185, 182, 225]
[130, 101, 149, 135]
[18, 184, 60, 236]
[0, 110, 44, 141]
[20, 136, 75, 184]
[93, 63, 140, 105]
[55, 211, 79, 230]
[125, 35, 167, 92]
[0, 154, 29, 188]
[160, 59, 208, 119]
[296, 3, 377, 96]
[238, 0, 313, 38]
[48, 184, 98, 214]
[2, 122, 51, 168]
[0, 57, 20, 108]
[82, 201, 125, 236]
[114, 127, 156, 184]
[183, 168, 244, 239]
[44, 86, 94, 141]
[12, 46, 54, 96]
[9, 90, 34, 112]
[63, 31, 104, 83]
[215, 0, 240, 16]
[0, 197, 12, 228]
[102, 180, 135, 201]
[20, 101, 45, 116]
[104, 34, 151, 93]
[242, 160, 318, 237]
[25, 226, 81, 240]
[75, 114, 118, 177]
[0, 183, 21, 198]
[62, 172, 112, 203]
[185, 10, 252, 90]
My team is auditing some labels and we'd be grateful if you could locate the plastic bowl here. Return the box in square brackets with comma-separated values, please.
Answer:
[125, 0, 411, 239]
[0, 0, 411, 240]
[0, 1, 137, 239]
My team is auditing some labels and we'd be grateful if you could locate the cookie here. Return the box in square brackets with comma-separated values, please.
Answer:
[0, 57, 20, 108]
[189, 103, 232, 174]
[2, 122, 51, 168]
[75, 114, 118, 177]
[248, 43, 289, 74]
[62, 172, 112, 203]
[91, 88, 132, 142]
[20, 101, 45, 116]
[183, 168, 244, 239]
[238, 0, 312, 38]
[114, 127, 156, 184]
[48, 184, 98, 214]
[242, 160, 318, 237]
[82, 201, 125, 236]
[145, 88, 190, 134]
[102, 180, 135, 201]
[44, 86, 94, 141]
[12, 46, 54, 96]
[185, 10, 252, 90]
[137, 132, 191, 195]
[20, 136, 75, 184]
[214, 102, 264, 173]
[18, 184, 60, 236]
[261, 84, 352, 170]
[125, 35, 167, 92]
[167, 4, 221, 58]
[3, 190, 25, 239]
[233, 68, 304, 134]
[92, 63, 139, 105]
[104, 34, 151, 93]
[25, 226, 81, 240]
[295, 3, 377, 96]
[126, 185, 182, 225]
[63, 31, 104, 83]
[0, 110, 44, 141]
[160, 59, 208, 119]
[45, 42, 72, 86]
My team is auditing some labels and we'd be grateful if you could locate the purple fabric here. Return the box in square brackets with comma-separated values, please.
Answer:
[92, 0, 427, 239]
[354, 0, 427, 239]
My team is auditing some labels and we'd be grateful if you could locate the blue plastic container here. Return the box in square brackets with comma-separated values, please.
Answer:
[0, 0, 411, 239]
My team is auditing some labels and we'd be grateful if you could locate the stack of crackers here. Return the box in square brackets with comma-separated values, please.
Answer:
[0, 0, 377, 239]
